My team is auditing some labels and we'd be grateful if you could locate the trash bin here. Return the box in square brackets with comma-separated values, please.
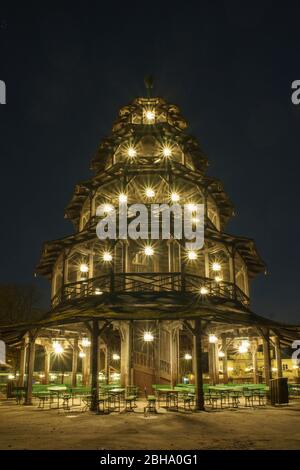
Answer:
[270, 378, 289, 405]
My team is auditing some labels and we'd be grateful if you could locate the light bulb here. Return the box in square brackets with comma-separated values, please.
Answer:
[171, 192, 180, 202]
[82, 338, 91, 347]
[79, 351, 86, 358]
[184, 353, 192, 360]
[212, 262, 222, 272]
[144, 246, 154, 256]
[145, 109, 155, 121]
[53, 341, 64, 354]
[209, 334, 218, 344]
[102, 203, 114, 213]
[127, 147, 137, 158]
[145, 188, 155, 198]
[103, 252, 112, 262]
[80, 264, 89, 273]
[95, 288, 103, 295]
[218, 351, 225, 358]
[188, 251, 197, 260]
[187, 203, 196, 212]
[238, 340, 250, 354]
[143, 331, 154, 342]
[163, 146, 172, 157]
[112, 353, 120, 361]
[200, 286, 208, 295]
[119, 194, 127, 203]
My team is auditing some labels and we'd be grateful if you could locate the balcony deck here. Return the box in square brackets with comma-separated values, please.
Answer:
[52, 272, 249, 309]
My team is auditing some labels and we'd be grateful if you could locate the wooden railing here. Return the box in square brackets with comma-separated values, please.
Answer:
[51, 272, 249, 308]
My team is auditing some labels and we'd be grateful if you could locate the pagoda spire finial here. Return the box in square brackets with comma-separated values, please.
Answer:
[144, 75, 154, 98]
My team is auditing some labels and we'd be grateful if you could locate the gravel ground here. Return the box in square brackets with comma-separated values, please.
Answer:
[0, 399, 299, 450]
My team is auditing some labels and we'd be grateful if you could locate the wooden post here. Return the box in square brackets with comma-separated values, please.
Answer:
[72, 338, 79, 387]
[251, 340, 259, 384]
[90, 320, 99, 412]
[24, 332, 37, 405]
[155, 321, 161, 384]
[18, 337, 27, 387]
[120, 323, 130, 387]
[274, 336, 283, 378]
[82, 345, 90, 386]
[208, 342, 218, 385]
[262, 332, 272, 386]
[129, 321, 134, 386]
[105, 344, 110, 385]
[221, 336, 228, 384]
[170, 328, 179, 387]
[44, 345, 51, 385]
[193, 318, 205, 411]
[214, 343, 220, 384]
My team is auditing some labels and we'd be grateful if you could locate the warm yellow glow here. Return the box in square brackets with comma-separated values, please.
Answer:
[292, 364, 299, 370]
[163, 146, 172, 157]
[95, 288, 103, 295]
[192, 217, 199, 224]
[272, 367, 278, 372]
[119, 193, 127, 203]
[82, 338, 91, 347]
[8, 374, 15, 380]
[103, 203, 114, 213]
[127, 147, 137, 158]
[238, 340, 250, 354]
[227, 366, 234, 372]
[171, 192, 180, 202]
[187, 203, 196, 212]
[200, 286, 208, 295]
[212, 262, 222, 272]
[53, 341, 64, 355]
[103, 252, 113, 262]
[215, 275, 223, 283]
[209, 334, 218, 344]
[80, 264, 89, 273]
[188, 251, 197, 260]
[218, 351, 225, 358]
[184, 353, 192, 360]
[112, 353, 120, 361]
[145, 188, 155, 198]
[143, 331, 154, 342]
[145, 109, 155, 122]
[144, 246, 154, 256]
[79, 351, 86, 358]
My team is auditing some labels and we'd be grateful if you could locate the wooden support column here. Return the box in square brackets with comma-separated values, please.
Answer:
[214, 343, 220, 384]
[18, 337, 27, 387]
[155, 321, 161, 384]
[262, 331, 272, 386]
[24, 331, 38, 405]
[170, 328, 179, 387]
[82, 344, 91, 386]
[193, 318, 205, 411]
[105, 343, 110, 385]
[208, 343, 215, 385]
[208, 342, 219, 384]
[221, 336, 228, 384]
[120, 322, 131, 387]
[91, 320, 99, 412]
[274, 336, 283, 378]
[71, 338, 79, 387]
[44, 345, 51, 385]
[251, 340, 259, 384]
